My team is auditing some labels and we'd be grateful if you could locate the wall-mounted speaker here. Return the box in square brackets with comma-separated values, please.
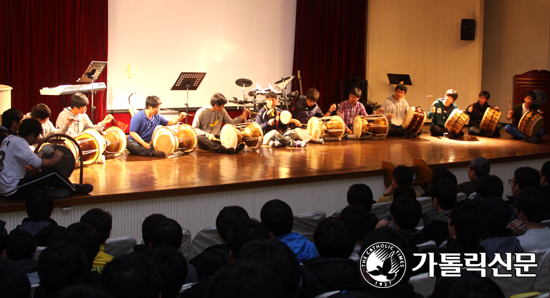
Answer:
[461, 19, 476, 40]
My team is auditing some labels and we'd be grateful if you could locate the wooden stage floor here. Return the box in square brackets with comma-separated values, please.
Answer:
[2, 125, 550, 212]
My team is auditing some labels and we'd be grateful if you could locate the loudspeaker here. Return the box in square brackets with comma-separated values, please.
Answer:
[461, 19, 476, 40]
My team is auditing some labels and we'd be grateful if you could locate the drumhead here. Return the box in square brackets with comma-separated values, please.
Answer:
[307, 117, 322, 139]
[152, 126, 178, 156]
[325, 116, 346, 140]
[519, 111, 544, 137]
[480, 107, 502, 132]
[104, 126, 127, 156]
[280, 111, 292, 125]
[176, 124, 197, 153]
[444, 109, 469, 135]
[402, 107, 416, 128]
[220, 124, 239, 150]
[75, 129, 106, 165]
[353, 115, 364, 139]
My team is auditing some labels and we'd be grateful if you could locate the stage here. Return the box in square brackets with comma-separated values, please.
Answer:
[1, 125, 549, 240]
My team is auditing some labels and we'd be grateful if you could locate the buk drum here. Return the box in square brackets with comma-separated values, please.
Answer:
[75, 129, 106, 165]
[353, 114, 389, 139]
[37, 143, 77, 178]
[220, 122, 264, 150]
[402, 107, 427, 134]
[175, 124, 198, 153]
[519, 110, 545, 137]
[479, 107, 502, 132]
[444, 110, 469, 135]
[280, 110, 292, 125]
[103, 126, 127, 157]
[152, 126, 178, 156]
[307, 116, 346, 140]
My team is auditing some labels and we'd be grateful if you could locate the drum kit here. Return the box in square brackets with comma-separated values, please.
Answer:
[353, 114, 389, 139]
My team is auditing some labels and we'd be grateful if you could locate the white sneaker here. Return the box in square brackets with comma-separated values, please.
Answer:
[295, 141, 307, 148]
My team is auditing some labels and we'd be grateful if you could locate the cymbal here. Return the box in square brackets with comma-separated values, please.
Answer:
[275, 76, 294, 89]
[236, 78, 253, 87]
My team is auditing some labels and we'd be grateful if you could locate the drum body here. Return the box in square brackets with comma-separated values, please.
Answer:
[353, 115, 389, 139]
[152, 126, 179, 156]
[238, 122, 263, 150]
[307, 116, 346, 140]
[519, 111, 545, 137]
[103, 126, 127, 157]
[75, 129, 106, 165]
[175, 124, 198, 153]
[402, 107, 427, 133]
[444, 110, 469, 135]
[220, 124, 242, 150]
[38, 144, 76, 178]
[280, 110, 292, 125]
[479, 107, 502, 132]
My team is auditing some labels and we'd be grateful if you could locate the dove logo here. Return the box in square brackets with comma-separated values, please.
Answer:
[359, 242, 406, 288]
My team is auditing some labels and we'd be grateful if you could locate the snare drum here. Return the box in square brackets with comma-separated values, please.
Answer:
[103, 126, 127, 157]
[75, 129, 106, 165]
[353, 115, 389, 139]
[479, 107, 502, 132]
[444, 110, 469, 135]
[151, 126, 179, 156]
[519, 110, 545, 137]
[402, 107, 427, 134]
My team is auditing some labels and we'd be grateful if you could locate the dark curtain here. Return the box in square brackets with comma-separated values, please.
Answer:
[292, 0, 367, 112]
[0, 0, 108, 124]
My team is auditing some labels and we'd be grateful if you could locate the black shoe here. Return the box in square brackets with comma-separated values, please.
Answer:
[74, 184, 93, 195]
[236, 143, 245, 152]
[219, 146, 236, 154]
[524, 136, 539, 143]
[153, 151, 166, 157]
[409, 131, 418, 138]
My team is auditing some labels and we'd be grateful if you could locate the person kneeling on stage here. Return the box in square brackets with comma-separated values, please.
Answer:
[256, 92, 306, 148]
[337, 87, 368, 136]
[427, 89, 462, 138]
[193, 93, 250, 154]
[0, 118, 93, 200]
[379, 84, 417, 138]
[505, 91, 545, 143]
[24, 103, 74, 147]
[127, 95, 186, 157]
[465, 91, 503, 137]
[56, 93, 114, 137]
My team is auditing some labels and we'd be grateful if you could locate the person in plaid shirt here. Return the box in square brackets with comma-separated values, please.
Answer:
[337, 87, 369, 134]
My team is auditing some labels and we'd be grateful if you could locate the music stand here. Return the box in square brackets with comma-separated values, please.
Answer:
[77, 61, 108, 122]
[387, 73, 412, 85]
[171, 72, 206, 124]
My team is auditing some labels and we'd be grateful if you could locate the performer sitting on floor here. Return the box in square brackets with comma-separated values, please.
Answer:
[56, 93, 114, 136]
[127, 95, 186, 157]
[290, 88, 335, 128]
[465, 91, 502, 137]
[427, 89, 461, 138]
[24, 103, 73, 147]
[505, 91, 545, 143]
[337, 87, 368, 135]
[256, 92, 306, 147]
[379, 84, 417, 138]
[0, 118, 93, 200]
[193, 92, 249, 154]
[0, 108, 24, 144]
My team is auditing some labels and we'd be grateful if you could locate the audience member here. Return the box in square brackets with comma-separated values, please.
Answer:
[5, 229, 39, 285]
[390, 197, 426, 245]
[0, 258, 31, 298]
[80, 208, 113, 273]
[238, 239, 301, 298]
[189, 206, 249, 279]
[148, 218, 182, 249]
[62, 222, 102, 286]
[513, 187, 550, 252]
[540, 161, 550, 196]
[260, 199, 318, 262]
[430, 270, 504, 298]
[133, 213, 167, 255]
[347, 183, 375, 211]
[148, 246, 188, 298]
[101, 253, 162, 298]
[421, 165, 457, 197]
[392, 185, 417, 201]
[340, 205, 376, 261]
[52, 284, 113, 298]
[300, 217, 363, 298]
[421, 178, 457, 246]
[474, 175, 504, 201]
[378, 165, 415, 203]
[457, 157, 490, 197]
[507, 167, 540, 206]
[16, 191, 65, 246]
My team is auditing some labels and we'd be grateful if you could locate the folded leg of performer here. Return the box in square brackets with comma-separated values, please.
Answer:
[126, 139, 159, 157]
[387, 124, 406, 137]
[196, 135, 242, 154]
[430, 125, 447, 137]
[504, 124, 524, 139]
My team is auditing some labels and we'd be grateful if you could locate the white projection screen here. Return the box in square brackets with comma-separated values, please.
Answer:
[107, 0, 297, 111]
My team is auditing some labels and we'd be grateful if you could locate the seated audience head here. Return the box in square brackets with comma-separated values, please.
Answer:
[347, 183, 375, 211]
[206, 262, 284, 298]
[314, 217, 355, 259]
[25, 190, 54, 220]
[226, 218, 271, 259]
[340, 205, 375, 243]
[6, 229, 36, 260]
[148, 218, 183, 249]
[431, 178, 457, 211]
[70, 93, 89, 114]
[481, 197, 512, 234]
[30, 103, 52, 123]
[361, 227, 415, 285]
[216, 206, 250, 243]
[392, 165, 413, 186]
[101, 253, 162, 298]
[53, 284, 113, 298]
[80, 208, 112, 244]
[541, 160, 550, 186]
[145, 95, 161, 109]
[238, 239, 301, 298]
[449, 200, 489, 250]
[148, 246, 188, 298]
[516, 187, 548, 224]
[393, 185, 416, 200]
[18, 118, 43, 140]
[431, 270, 504, 298]
[260, 199, 293, 237]
[63, 222, 101, 270]
[210, 92, 228, 108]
[2, 108, 23, 132]
[141, 213, 167, 245]
[476, 175, 504, 199]
[468, 157, 490, 180]
[431, 166, 457, 185]
[0, 258, 31, 298]
[38, 240, 89, 295]
[390, 197, 422, 232]
[511, 167, 540, 196]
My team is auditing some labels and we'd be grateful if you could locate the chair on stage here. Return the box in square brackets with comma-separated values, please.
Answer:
[105, 236, 137, 257]
[180, 228, 192, 260]
[292, 211, 327, 242]
[189, 226, 222, 260]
